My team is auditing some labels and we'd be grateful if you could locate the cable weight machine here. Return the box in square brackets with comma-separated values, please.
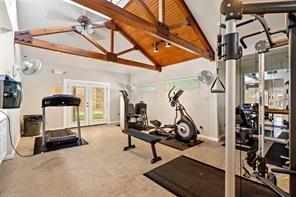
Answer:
[219, 1, 296, 196]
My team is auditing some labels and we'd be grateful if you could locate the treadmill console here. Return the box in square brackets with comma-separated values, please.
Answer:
[42, 94, 81, 107]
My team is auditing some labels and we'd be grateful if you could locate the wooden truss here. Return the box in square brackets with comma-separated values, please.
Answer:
[14, 22, 161, 71]
[71, 0, 214, 60]
[14, 0, 214, 71]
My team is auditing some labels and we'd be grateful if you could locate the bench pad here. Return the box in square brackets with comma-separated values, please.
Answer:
[123, 129, 160, 143]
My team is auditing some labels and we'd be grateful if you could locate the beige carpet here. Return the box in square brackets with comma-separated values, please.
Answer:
[0, 125, 289, 197]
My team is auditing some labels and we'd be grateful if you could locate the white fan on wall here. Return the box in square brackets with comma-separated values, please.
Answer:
[126, 84, 136, 92]
[198, 70, 213, 85]
[13, 59, 42, 77]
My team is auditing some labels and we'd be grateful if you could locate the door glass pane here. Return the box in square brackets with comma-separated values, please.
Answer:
[72, 87, 86, 122]
[92, 87, 104, 121]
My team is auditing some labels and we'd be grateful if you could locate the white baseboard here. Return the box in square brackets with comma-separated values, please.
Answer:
[4, 150, 16, 160]
[198, 134, 219, 142]
[109, 121, 120, 125]
[4, 135, 20, 160]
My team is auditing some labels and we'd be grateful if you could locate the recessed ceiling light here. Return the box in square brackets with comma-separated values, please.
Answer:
[153, 42, 159, 53]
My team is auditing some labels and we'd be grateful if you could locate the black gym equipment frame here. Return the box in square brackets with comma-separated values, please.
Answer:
[41, 94, 82, 152]
[220, 1, 296, 197]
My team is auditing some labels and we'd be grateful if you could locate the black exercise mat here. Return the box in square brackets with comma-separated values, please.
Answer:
[149, 134, 203, 151]
[144, 156, 278, 197]
[33, 137, 88, 155]
[265, 131, 289, 167]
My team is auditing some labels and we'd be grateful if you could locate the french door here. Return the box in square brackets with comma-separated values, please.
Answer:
[64, 80, 110, 127]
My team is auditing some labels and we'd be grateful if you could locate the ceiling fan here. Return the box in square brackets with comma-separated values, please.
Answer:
[47, 6, 108, 39]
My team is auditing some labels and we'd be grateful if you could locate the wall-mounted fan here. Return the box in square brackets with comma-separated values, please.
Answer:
[198, 70, 213, 85]
[13, 59, 42, 76]
[126, 84, 136, 91]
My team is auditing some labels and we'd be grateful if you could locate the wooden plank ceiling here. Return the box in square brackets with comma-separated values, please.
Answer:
[15, 0, 214, 72]
[115, 0, 214, 67]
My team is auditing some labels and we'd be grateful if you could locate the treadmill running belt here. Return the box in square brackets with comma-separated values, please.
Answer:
[33, 137, 88, 155]
[46, 129, 78, 142]
[144, 156, 279, 197]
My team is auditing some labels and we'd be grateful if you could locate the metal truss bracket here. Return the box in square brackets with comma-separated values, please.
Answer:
[157, 22, 170, 39]
[107, 52, 118, 62]
[14, 31, 33, 43]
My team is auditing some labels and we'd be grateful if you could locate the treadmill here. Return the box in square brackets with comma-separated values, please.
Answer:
[41, 94, 82, 152]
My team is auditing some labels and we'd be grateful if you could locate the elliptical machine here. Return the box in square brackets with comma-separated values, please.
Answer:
[150, 86, 199, 145]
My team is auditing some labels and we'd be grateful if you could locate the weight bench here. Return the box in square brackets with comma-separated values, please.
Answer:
[123, 129, 162, 164]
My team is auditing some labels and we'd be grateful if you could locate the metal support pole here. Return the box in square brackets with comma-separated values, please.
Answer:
[225, 19, 236, 197]
[76, 106, 82, 144]
[41, 107, 46, 149]
[289, 16, 296, 196]
[258, 52, 265, 157]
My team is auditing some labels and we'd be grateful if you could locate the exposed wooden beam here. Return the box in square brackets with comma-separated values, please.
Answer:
[71, 0, 214, 60]
[116, 24, 159, 67]
[172, 0, 215, 57]
[159, 0, 165, 23]
[111, 30, 115, 53]
[29, 26, 75, 36]
[75, 31, 109, 54]
[92, 21, 106, 28]
[117, 47, 136, 56]
[15, 38, 159, 71]
[118, 58, 160, 71]
[169, 19, 190, 30]
[136, 0, 157, 24]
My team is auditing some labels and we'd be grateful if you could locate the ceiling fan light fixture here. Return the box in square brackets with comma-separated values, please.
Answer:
[74, 25, 83, 33]
[86, 26, 95, 35]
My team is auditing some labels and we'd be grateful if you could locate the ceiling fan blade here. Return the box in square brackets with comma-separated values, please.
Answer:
[47, 9, 77, 22]
[92, 30, 107, 40]
[86, 26, 95, 35]
[74, 25, 84, 34]
[92, 21, 106, 28]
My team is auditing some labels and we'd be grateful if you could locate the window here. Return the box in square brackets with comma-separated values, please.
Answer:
[135, 83, 157, 93]
[164, 77, 199, 91]
[109, 0, 130, 7]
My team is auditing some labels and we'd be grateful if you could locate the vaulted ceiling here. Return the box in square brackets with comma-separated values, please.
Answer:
[15, 0, 214, 72]
[16, 0, 288, 74]
[115, 0, 214, 67]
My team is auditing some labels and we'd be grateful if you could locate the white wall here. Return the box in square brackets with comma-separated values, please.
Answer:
[21, 61, 130, 129]
[0, 0, 22, 159]
[130, 58, 219, 141]
[0, 30, 22, 159]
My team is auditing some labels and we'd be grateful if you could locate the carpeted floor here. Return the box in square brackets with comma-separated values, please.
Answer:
[0, 125, 289, 197]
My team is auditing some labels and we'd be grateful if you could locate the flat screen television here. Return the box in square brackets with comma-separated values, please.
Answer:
[0, 75, 22, 109]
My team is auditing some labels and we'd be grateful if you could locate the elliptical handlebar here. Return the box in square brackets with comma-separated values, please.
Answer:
[168, 86, 175, 101]
[173, 90, 184, 101]
[168, 86, 184, 107]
